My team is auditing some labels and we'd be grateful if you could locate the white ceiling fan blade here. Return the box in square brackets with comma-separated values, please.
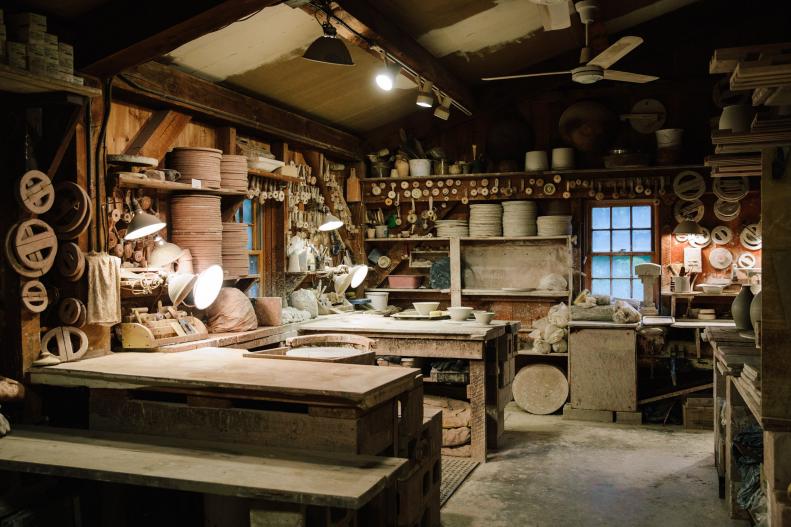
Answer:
[537, 2, 571, 31]
[603, 70, 658, 83]
[588, 36, 643, 69]
[482, 71, 571, 81]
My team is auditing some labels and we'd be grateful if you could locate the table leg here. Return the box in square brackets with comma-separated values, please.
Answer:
[468, 360, 487, 463]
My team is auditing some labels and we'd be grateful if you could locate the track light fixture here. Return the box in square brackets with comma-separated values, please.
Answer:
[303, 1, 354, 66]
[375, 56, 401, 91]
[416, 78, 434, 108]
[433, 93, 452, 120]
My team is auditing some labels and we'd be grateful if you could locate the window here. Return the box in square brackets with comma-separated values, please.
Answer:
[589, 204, 654, 301]
[237, 199, 262, 297]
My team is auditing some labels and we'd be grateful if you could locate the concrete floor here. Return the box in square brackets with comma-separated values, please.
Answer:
[442, 403, 748, 527]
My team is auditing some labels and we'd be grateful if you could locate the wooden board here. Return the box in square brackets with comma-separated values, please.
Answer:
[0, 426, 405, 510]
[460, 240, 569, 290]
[298, 314, 504, 340]
[569, 328, 637, 412]
[29, 348, 419, 410]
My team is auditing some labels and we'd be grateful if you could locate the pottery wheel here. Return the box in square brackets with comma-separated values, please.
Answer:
[512, 364, 569, 415]
[18, 170, 55, 214]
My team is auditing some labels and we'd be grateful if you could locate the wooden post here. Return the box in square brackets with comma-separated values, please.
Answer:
[449, 237, 461, 307]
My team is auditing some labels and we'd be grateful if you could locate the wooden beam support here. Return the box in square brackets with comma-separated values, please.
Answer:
[123, 110, 192, 161]
[327, 0, 475, 112]
[113, 62, 362, 160]
[47, 105, 85, 178]
[76, 0, 280, 78]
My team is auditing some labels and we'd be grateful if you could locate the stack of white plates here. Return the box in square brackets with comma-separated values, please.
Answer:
[536, 215, 572, 236]
[469, 204, 503, 237]
[435, 219, 469, 237]
[502, 201, 537, 237]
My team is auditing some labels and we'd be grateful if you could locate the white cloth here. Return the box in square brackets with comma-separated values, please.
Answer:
[86, 252, 121, 325]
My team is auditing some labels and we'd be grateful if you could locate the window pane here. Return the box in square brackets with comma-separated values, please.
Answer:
[632, 279, 643, 301]
[632, 230, 652, 252]
[591, 279, 610, 296]
[242, 200, 253, 223]
[612, 279, 631, 299]
[247, 283, 260, 298]
[632, 255, 652, 275]
[247, 226, 254, 250]
[592, 231, 610, 252]
[612, 255, 631, 278]
[592, 207, 610, 229]
[248, 255, 259, 274]
[612, 207, 631, 228]
[612, 230, 631, 252]
[632, 206, 651, 228]
[591, 256, 610, 278]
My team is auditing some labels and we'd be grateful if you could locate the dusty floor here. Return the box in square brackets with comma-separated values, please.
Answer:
[442, 403, 747, 527]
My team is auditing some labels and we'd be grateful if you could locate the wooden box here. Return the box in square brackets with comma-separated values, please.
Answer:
[684, 402, 714, 430]
[396, 409, 441, 527]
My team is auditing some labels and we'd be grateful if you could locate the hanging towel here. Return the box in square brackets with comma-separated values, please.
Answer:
[86, 252, 121, 325]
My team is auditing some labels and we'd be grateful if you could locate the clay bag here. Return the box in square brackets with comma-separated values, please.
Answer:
[206, 287, 258, 333]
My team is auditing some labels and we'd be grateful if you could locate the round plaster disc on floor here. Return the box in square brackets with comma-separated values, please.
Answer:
[512, 363, 569, 415]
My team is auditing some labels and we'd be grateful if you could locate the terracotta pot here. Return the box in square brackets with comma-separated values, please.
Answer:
[731, 284, 754, 331]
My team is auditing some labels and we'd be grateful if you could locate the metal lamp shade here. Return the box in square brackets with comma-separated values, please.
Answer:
[303, 35, 354, 66]
[168, 273, 198, 307]
[673, 219, 704, 235]
[319, 212, 343, 231]
[150, 242, 185, 268]
[125, 210, 166, 240]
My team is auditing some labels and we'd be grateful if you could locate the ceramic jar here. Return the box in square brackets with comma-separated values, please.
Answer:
[395, 157, 410, 178]
[731, 284, 754, 331]
[750, 290, 762, 333]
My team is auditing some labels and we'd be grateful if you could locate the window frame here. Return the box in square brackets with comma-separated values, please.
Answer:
[584, 199, 660, 300]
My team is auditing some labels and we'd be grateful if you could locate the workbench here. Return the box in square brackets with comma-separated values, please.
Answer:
[29, 348, 422, 455]
[297, 314, 520, 462]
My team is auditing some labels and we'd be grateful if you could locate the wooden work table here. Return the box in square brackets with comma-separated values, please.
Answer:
[29, 347, 424, 458]
[298, 314, 520, 462]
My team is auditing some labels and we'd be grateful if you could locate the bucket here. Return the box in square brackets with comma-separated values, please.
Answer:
[671, 276, 690, 293]
[408, 159, 431, 177]
[367, 292, 389, 311]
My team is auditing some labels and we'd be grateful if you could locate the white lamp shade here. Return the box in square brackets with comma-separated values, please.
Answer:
[375, 63, 401, 91]
[150, 242, 185, 268]
[192, 265, 224, 309]
[168, 273, 198, 307]
[349, 264, 368, 288]
[125, 210, 166, 240]
[319, 212, 343, 231]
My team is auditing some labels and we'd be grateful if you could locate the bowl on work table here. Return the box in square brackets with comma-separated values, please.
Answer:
[413, 302, 440, 316]
[698, 284, 725, 294]
[473, 311, 495, 325]
[447, 306, 474, 321]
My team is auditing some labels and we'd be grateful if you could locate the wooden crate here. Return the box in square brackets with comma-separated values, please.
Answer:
[396, 409, 442, 527]
[684, 396, 714, 430]
[89, 389, 397, 456]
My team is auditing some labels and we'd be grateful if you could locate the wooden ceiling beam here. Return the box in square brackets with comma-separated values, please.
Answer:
[113, 62, 362, 160]
[76, 0, 281, 78]
[326, 0, 475, 112]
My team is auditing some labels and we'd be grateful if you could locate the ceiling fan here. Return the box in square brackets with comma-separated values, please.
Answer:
[483, 1, 658, 85]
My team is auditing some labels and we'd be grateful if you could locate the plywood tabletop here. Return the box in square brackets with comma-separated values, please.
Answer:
[29, 348, 419, 409]
[0, 426, 406, 509]
[298, 314, 507, 340]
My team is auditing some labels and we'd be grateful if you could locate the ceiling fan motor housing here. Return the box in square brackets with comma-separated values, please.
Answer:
[572, 64, 604, 84]
[575, 0, 599, 24]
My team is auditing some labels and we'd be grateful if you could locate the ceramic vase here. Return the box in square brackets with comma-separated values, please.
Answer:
[731, 284, 754, 331]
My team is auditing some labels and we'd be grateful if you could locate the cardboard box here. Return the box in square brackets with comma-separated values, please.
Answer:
[26, 42, 46, 74]
[7, 41, 26, 69]
[58, 42, 73, 70]
[7, 12, 46, 32]
[11, 27, 44, 44]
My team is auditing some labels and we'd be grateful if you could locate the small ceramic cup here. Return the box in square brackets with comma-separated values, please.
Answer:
[473, 310, 495, 325]
[375, 225, 388, 238]
[366, 228, 376, 239]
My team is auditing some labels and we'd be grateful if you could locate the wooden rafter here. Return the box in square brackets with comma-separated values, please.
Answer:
[313, 0, 475, 113]
[123, 110, 192, 161]
[76, 0, 281, 78]
[113, 62, 362, 160]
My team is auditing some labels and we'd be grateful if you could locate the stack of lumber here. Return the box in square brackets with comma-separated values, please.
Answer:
[710, 42, 791, 107]
[741, 362, 761, 396]
[221, 222, 249, 278]
[168, 147, 222, 189]
[684, 395, 714, 430]
[424, 395, 471, 457]
[712, 128, 791, 153]
[704, 154, 761, 178]
[170, 194, 222, 273]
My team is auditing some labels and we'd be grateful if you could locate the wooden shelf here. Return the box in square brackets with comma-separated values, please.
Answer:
[732, 376, 762, 424]
[367, 288, 446, 293]
[364, 235, 571, 244]
[518, 350, 568, 357]
[248, 168, 301, 184]
[0, 64, 100, 97]
[361, 164, 707, 183]
[462, 289, 570, 298]
[365, 237, 449, 243]
[116, 173, 247, 196]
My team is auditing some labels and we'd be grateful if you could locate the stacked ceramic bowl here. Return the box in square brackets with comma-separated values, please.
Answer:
[469, 204, 503, 237]
[502, 201, 537, 237]
[221, 222, 250, 278]
[435, 219, 469, 237]
[170, 194, 223, 273]
[536, 215, 572, 236]
[220, 154, 249, 192]
[168, 147, 222, 189]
